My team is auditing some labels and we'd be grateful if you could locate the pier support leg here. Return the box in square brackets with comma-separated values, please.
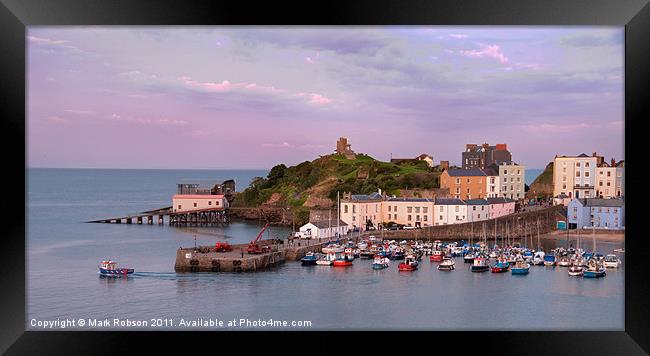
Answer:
[137, 217, 143, 224]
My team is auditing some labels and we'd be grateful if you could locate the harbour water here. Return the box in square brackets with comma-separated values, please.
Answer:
[27, 168, 623, 330]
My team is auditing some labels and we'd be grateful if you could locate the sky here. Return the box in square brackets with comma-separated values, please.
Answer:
[27, 27, 624, 170]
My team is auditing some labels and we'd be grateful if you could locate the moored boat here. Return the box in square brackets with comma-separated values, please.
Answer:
[568, 264, 584, 276]
[322, 243, 344, 254]
[583, 259, 606, 278]
[429, 250, 444, 262]
[371, 256, 390, 270]
[511, 260, 530, 275]
[438, 257, 455, 271]
[543, 254, 557, 266]
[332, 258, 353, 267]
[532, 251, 545, 266]
[98, 260, 134, 276]
[398, 255, 418, 271]
[491, 258, 510, 273]
[463, 252, 475, 264]
[300, 251, 319, 265]
[557, 257, 571, 267]
[471, 256, 490, 272]
[603, 254, 621, 268]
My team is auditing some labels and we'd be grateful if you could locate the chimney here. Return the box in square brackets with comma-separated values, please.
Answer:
[611, 158, 615, 167]
[378, 188, 382, 196]
[592, 152, 597, 157]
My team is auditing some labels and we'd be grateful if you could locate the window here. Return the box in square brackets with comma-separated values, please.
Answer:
[352, 216, 356, 221]
[467, 178, 470, 183]
[607, 182, 611, 186]
[585, 172, 590, 177]
[407, 207, 413, 213]
[504, 170, 508, 174]
[439, 215, 443, 220]
[416, 215, 421, 221]
[178, 205, 181, 210]
[352, 205, 356, 213]
[585, 162, 590, 167]
[456, 178, 461, 184]
[607, 171, 611, 177]
[482, 206, 485, 210]
[388, 206, 391, 212]
[415, 207, 420, 213]
[511, 177, 514, 182]
[517, 177, 520, 182]
[599, 181, 603, 186]
[408, 215, 412, 221]
[344, 205, 348, 213]
[562, 176, 566, 181]
[473, 206, 476, 211]
[455, 206, 460, 212]
[576, 171, 580, 177]
[478, 214, 481, 219]
[576, 162, 580, 167]
[440, 206, 444, 212]
[490, 177, 495, 184]
[193, 202, 197, 207]
[599, 171, 603, 175]
[467, 188, 470, 194]
[208, 201, 212, 206]
[424, 215, 428, 221]
[517, 170, 520, 174]
[423, 207, 428, 213]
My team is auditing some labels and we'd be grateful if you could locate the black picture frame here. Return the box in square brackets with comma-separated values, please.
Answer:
[1, 0, 648, 354]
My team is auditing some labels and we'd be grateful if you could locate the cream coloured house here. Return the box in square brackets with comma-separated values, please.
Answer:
[553, 153, 600, 201]
[172, 194, 228, 213]
[383, 197, 434, 227]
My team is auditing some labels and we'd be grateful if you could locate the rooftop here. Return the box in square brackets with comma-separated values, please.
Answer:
[465, 198, 490, 205]
[486, 197, 515, 204]
[435, 198, 466, 205]
[387, 197, 433, 202]
[445, 168, 487, 177]
[574, 198, 625, 208]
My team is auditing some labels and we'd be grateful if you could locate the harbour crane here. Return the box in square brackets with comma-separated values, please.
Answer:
[246, 222, 272, 254]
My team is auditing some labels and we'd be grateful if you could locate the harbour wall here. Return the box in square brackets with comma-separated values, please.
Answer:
[357, 205, 565, 241]
[174, 237, 350, 272]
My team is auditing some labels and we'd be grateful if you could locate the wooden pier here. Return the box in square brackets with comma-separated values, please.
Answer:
[86, 206, 230, 226]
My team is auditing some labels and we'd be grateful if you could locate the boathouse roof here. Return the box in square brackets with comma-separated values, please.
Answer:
[350, 192, 383, 201]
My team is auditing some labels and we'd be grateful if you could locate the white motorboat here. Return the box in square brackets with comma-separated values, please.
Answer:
[603, 254, 621, 268]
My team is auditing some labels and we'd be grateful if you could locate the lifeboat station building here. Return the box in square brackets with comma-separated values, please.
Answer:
[172, 182, 230, 213]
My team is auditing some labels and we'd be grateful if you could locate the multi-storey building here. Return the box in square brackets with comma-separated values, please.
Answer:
[567, 198, 624, 229]
[596, 159, 625, 198]
[462, 143, 512, 169]
[434, 198, 467, 225]
[439, 168, 487, 200]
[553, 153, 600, 200]
[465, 199, 491, 222]
[498, 163, 525, 200]
[383, 197, 434, 227]
[487, 197, 516, 219]
[339, 192, 383, 229]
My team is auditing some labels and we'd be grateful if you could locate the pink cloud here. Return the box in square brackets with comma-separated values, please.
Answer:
[309, 93, 331, 105]
[460, 44, 509, 64]
[449, 34, 468, 39]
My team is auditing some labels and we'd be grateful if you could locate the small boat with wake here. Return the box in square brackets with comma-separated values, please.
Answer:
[98, 260, 134, 276]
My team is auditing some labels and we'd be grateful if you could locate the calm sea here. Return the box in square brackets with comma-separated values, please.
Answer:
[27, 168, 623, 330]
